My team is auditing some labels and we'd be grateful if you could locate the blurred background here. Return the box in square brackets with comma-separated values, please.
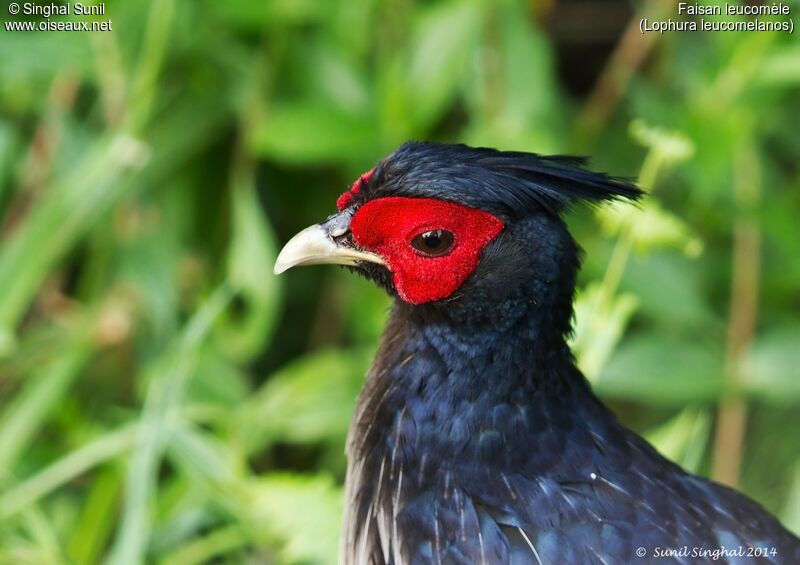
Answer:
[0, 0, 798, 562]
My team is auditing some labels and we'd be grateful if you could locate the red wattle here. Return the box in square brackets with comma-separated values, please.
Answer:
[350, 197, 504, 304]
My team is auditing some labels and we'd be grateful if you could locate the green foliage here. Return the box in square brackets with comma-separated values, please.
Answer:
[0, 0, 798, 562]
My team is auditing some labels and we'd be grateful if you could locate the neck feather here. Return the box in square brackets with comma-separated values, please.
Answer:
[349, 290, 603, 472]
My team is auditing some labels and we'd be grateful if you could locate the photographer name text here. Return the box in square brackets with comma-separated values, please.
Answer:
[5, 2, 112, 32]
[17, 2, 105, 17]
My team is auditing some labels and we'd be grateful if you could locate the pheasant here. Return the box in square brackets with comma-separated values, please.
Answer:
[274, 142, 800, 564]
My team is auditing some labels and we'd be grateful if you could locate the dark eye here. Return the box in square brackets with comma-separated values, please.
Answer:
[411, 230, 454, 257]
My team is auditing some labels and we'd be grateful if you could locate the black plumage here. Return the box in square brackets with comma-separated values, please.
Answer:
[282, 141, 800, 564]
[348, 142, 641, 219]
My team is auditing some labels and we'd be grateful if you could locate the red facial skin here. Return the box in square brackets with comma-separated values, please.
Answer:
[337, 168, 375, 212]
[348, 197, 505, 305]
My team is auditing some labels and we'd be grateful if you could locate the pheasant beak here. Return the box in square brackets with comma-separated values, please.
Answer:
[273, 210, 385, 275]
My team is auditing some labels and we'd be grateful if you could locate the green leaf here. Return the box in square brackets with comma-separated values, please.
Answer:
[159, 425, 250, 559]
[595, 334, 724, 404]
[249, 102, 379, 164]
[402, 0, 482, 132]
[334, 270, 391, 343]
[0, 119, 20, 202]
[0, 97, 228, 348]
[644, 408, 711, 473]
[150, 480, 218, 560]
[782, 464, 800, 537]
[186, 346, 250, 409]
[16, 508, 64, 564]
[0, 33, 92, 84]
[0, 328, 92, 480]
[107, 286, 232, 565]
[0, 135, 147, 348]
[67, 466, 121, 565]
[464, 0, 563, 151]
[622, 251, 717, 328]
[167, 424, 242, 491]
[237, 348, 373, 452]
[598, 200, 704, 256]
[164, 426, 343, 563]
[758, 47, 800, 86]
[572, 283, 639, 379]
[311, 48, 371, 115]
[629, 119, 695, 164]
[158, 525, 248, 565]
[202, 0, 328, 29]
[114, 195, 182, 342]
[740, 327, 800, 402]
[214, 177, 282, 362]
[0, 425, 137, 521]
[245, 473, 342, 564]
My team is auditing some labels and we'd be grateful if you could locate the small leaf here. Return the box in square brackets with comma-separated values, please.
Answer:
[237, 348, 373, 452]
[644, 408, 711, 473]
[401, 0, 482, 132]
[782, 465, 800, 537]
[622, 251, 717, 328]
[598, 200, 704, 256]
[202, 0, 328, 29]
[167, 424, 242, 489]
[595, 334, 724, 404]
[158, 525, 248, 565]
[187, 345, 250, 408]
[0, 425, 137, 521]
[334, 270, 392, 343]
[67, 467, 121, 565]
[572, 283, 639, 379]
[629, 119, 695, 164]
[0, 329, 92, 478]
[740, 327, 800, 402]
[0, 119, 20, 202]
[214, 178, 281, 362]
[758, 47, 800, 86]
[312, 48, 371, 115]
[0, 33, 92, 83]
[463, 1, 563, 151]
[249, 102, 379, 164]
[245, 473, 343, 564]
[108, 286, 233, 565]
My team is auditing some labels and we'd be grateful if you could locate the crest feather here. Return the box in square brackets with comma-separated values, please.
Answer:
[367, 141, 642, 218]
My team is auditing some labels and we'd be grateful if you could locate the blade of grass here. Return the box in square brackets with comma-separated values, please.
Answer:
[215, 170, 282, 362]
[126, 0, 176, 132]
[18, 508, 65, 564]
[106, 285, 233, 565]
[0, 134, 147, 352]
[0, 325, 93, 479]
[0, 424, 137, 520]
[66, 465, 122, 565]
[158, 525, 248, 565]
[0, 98, 229, 354]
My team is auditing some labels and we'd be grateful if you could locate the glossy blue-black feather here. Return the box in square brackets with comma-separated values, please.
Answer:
[339, 142, 799, 564]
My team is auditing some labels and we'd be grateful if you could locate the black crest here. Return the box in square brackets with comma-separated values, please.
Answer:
[361, 141, 643, 218]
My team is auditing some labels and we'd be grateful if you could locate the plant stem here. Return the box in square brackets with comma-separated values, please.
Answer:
[712, 142, 761, 487]
[598, 149, 662, 305]
[576, 0, 669, 142]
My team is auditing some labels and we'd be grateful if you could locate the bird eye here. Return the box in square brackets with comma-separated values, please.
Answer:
[411, 230, 454, 257]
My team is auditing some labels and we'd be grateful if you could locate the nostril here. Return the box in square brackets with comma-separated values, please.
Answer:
[327, 209, 354, 238]
[330, 223, 349, 238]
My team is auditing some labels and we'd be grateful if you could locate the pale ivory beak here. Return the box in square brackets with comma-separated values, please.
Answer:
[273, 214, 385, 275]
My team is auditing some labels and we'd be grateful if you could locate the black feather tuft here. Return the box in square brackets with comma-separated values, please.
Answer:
[363, 141, 643, 219]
